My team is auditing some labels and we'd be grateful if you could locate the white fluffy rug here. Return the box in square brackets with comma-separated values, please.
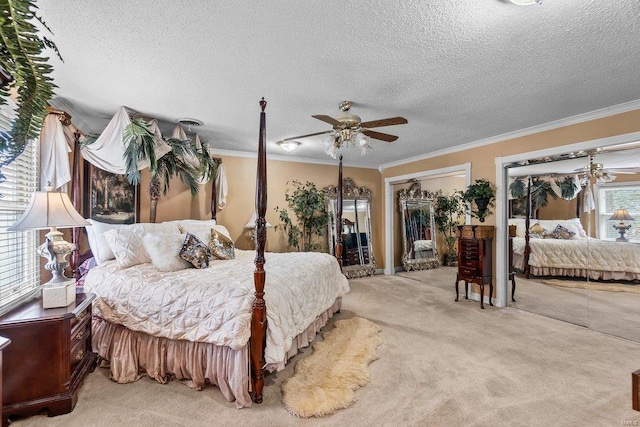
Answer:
[281, 316, 383, 418]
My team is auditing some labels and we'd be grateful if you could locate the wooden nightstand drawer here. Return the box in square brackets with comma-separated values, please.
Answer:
[460, 258, 479, 268]
[459, 266, 476, 277]
[1, 293, 96, 424]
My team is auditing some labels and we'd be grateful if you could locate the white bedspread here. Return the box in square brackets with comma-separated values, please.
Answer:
[512, 237, 640, 273]
[84, 250, 349, 365]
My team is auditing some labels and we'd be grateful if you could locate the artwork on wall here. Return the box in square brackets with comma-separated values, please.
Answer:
[84, 164, 139, 224]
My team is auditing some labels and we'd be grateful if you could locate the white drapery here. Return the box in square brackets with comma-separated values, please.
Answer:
[39, 114, 72, 190]
[80, 106, 171, 175]
[215, 163, 228, 211]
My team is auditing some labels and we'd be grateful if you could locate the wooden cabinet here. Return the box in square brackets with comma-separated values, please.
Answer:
[454, 225, 494, 309]
[0, 293, 96, 425]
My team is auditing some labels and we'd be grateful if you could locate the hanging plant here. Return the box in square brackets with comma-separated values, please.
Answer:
[0, 0, 62, 187]
[462, 178, 496, 222]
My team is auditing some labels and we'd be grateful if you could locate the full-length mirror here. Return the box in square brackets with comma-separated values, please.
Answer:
[398, 182, 439, 271]
[324, 177, 376, 279]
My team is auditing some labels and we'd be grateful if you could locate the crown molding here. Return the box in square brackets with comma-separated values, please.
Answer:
[209, 147, 379, 169]
[379, 98, 640, 172]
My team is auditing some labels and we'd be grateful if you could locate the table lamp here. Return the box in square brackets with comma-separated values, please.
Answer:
[609, 208, 635, 242]
[244, 211, 273, 247]
[8, 187, 90, 308]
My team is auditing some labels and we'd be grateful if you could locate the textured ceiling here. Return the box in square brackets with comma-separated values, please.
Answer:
[37, 0, 640, 168]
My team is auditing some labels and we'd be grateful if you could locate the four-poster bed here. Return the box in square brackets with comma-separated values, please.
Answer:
[65, 99, 349, 406]
[510, 177, 640, 282]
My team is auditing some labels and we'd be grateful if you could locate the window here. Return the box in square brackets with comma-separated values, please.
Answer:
[0, 102, 40, 315]
[596, 183, 640, 242]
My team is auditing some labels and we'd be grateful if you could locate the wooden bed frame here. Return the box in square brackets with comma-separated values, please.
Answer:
[66, 98, 344, 404]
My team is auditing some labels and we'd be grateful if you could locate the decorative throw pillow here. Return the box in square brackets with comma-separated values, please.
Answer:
[210, 229, 235, 260]
[85, 219, 127, 264]
[142, 233, 191, 272]
[549, 224, 576, 240]
[179, 233, 211, 269]
[529, 223, 546, 239]
[104, 223, 181, 268]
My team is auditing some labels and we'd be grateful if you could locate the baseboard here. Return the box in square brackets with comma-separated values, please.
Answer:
[394, 266, 405, 273]
[467, 291, 503, 308]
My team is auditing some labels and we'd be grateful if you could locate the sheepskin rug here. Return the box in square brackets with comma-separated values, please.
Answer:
[281, 316, 383, 418]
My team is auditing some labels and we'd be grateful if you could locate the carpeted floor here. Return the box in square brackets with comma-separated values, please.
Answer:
[12, 273, 640, 426]
[542, 279, 640, 294]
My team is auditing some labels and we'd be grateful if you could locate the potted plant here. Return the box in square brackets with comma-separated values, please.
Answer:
[434, 190, 465, 266]
[275, 180, 328, 252]
[462, 178, 496, 222]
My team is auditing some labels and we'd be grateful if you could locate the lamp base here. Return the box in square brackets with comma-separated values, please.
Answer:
[42, 279, 76, 309]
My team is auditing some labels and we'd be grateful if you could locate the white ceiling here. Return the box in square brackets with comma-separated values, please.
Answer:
[37, 0, 640, 168]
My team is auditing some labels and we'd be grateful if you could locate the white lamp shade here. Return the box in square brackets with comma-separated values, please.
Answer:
[609, 209, 635, 222]
[244, 211, 273, 229]
[8, 190, 90, 231]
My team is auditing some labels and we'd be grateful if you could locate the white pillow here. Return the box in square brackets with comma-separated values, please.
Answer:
[177, 223, 232, 244]
[164, 219, 217, 228]
[537, 218, 586, 239]
[85, 219, 127, 264]
[142, 233, 191, 272]
[105, 222, 181, 268]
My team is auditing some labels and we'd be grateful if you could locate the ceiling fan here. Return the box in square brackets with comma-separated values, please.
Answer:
[282, 101, 408, 157]
[574, 150, 640, 184]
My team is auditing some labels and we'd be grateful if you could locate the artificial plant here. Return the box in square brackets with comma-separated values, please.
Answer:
[0, 0, 61, 186]
[509, 176, 579, 214]
[462, 178, 496, 222]
[123, 117, 216, 223]
[274, 180, 328, 252]
[434, 190, 466, 266]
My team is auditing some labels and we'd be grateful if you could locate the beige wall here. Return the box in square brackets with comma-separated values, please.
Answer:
[141, 157, 384, 262]
[382, 108, 640, 270]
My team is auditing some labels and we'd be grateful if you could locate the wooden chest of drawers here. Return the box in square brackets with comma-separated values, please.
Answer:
[455, 226, 494, 309]
[0, 292, 96, 425]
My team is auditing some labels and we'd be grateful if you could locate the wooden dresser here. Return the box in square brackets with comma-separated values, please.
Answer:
[0, 293, 96, 425]
[454, 225, 494, 309]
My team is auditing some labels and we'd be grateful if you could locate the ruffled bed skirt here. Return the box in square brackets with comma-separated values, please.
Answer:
[513, 253, 640, 281]
[92, 297, 342, 408]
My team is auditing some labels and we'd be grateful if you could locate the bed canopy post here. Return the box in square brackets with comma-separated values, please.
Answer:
[523, 176, 532, 279]
[250, 97, 268, 404]
[335, 154, 344, 269]
[70, 130, 82, 279]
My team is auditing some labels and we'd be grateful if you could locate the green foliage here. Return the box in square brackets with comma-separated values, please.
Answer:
[123, 117, 158, 185]
[274, 180, 328, 252]
[434, 190, 465, 264]
[462, 178, 496, 222]
[0, 0, 62, 185]
[509, 176, 579, 213]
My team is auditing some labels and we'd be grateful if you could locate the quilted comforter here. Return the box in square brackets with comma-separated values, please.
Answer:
[83, 249, 349, 365]
[512, 237, 640, 274]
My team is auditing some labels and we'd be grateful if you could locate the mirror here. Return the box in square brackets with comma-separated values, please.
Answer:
[324, 177, 376, 279]
[398, 182, 439, 271]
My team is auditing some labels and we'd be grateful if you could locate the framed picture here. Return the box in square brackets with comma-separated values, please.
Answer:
[84, 164, 139, 224]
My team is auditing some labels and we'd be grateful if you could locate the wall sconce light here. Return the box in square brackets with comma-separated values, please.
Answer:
[277, 140, 300, 152]
[609, 208, 635, 242]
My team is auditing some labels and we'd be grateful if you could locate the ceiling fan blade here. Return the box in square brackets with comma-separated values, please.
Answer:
[362, 129, 398, 142]
[605, 168, 640, 174]
[283, 130, 331, 140]
[360, 117, 408, 129]
[311, 115, 341, 126]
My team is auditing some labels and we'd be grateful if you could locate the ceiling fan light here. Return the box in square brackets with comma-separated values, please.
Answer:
[322, 134, 336, 150]
[355, 132, 369, 147]
[325, 144, 338, 159]
[277, 140, 300, 152]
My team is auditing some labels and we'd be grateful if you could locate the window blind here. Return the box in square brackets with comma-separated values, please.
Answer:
[0, 102, 40, 315]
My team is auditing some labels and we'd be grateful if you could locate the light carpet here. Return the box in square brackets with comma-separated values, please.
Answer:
[542, 279, 640, 294]
[281, 316, 382, 418]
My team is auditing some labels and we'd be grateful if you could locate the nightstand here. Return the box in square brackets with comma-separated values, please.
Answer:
[0, 292, 96, 425]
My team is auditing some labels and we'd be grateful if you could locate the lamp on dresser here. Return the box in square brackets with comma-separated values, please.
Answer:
[610, 209, 635, 242]
[8, 186, 89, 308]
